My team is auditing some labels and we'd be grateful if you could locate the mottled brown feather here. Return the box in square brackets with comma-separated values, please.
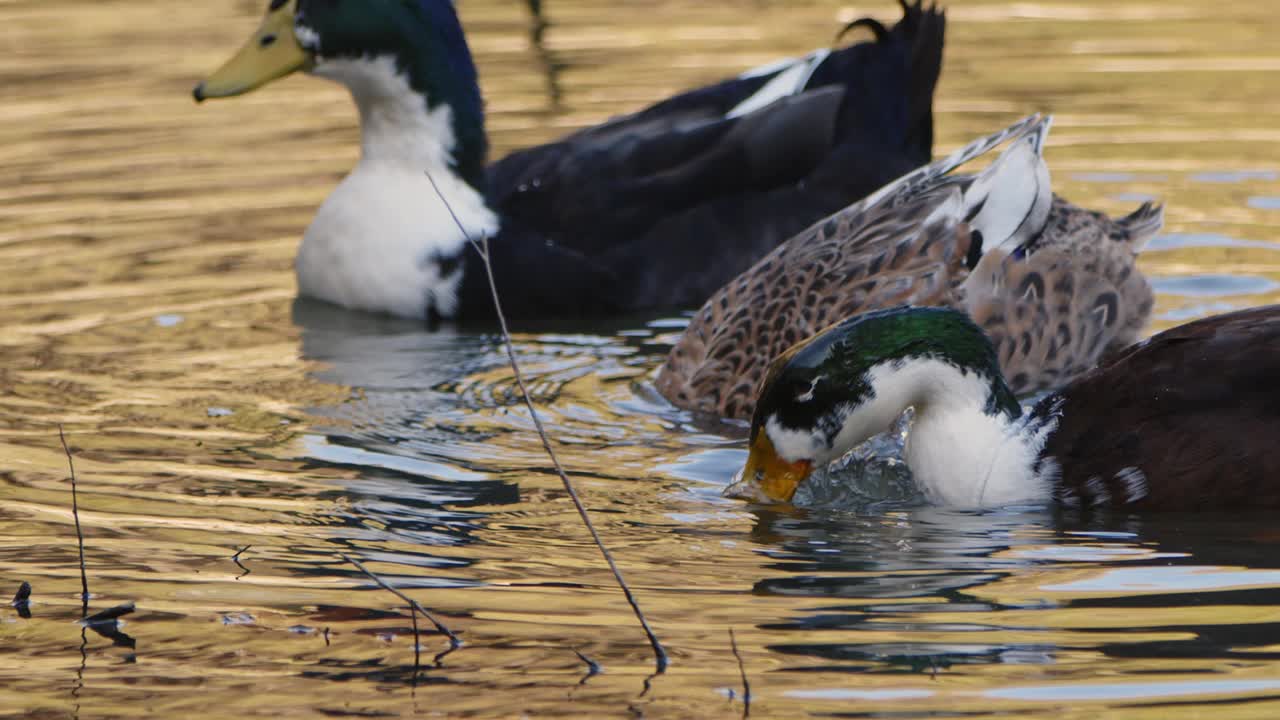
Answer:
[656, 194, 1159, 419]
[656, 186, 976, 419]
[963, 196, 1156, 395]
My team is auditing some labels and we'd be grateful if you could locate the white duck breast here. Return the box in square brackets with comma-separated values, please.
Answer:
[296, 56, 498, 319]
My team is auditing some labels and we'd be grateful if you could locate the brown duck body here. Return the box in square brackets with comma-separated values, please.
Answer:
[656, 117, 1162, 419]
[967, 196, 1158, 394]
[1039, 304, 1280, 510]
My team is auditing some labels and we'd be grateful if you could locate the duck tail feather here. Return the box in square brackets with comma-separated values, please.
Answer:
[836, 17, 890, 45]
[1115, 201, 1165, 251]
[726, 49, 833, 119]
[853, 113, 1044, 213]
[892, 0, 947, 162]
[964, 115, 1055, 254]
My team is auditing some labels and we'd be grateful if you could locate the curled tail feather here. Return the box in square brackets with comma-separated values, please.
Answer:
[1115, 201, 1165, 251]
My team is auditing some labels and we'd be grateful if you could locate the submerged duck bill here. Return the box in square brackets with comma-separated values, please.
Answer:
[193, 3, 310, 102]
[725, 432, 813, 503]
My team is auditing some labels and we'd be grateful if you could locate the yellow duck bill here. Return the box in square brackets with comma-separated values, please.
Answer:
[724, 432, 814, 503]
[193, 2, 310, 102]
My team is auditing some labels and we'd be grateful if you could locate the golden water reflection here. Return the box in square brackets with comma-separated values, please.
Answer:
[2, 0, 1280, 717]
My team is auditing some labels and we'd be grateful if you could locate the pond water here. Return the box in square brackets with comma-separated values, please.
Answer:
[4, 0, 1280, 717]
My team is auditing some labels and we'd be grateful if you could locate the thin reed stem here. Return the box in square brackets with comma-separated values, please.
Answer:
[340, 553, 462, 666]
[425, 171, 668, 673]
[730, 628, 751, 717]
[58, 426, 89, 618]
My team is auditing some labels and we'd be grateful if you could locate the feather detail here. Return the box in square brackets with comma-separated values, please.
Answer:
[962, 193, 1156, 395]
[656, 185, 974, 419]
[1114, 201, 1165, 251]
[728, 49, 833, 118]
[857, 112, 1045, 210]
[962, 115, 1053, 253]
[1038, 304, 1280, 510]
[657, 114, 1157, 419]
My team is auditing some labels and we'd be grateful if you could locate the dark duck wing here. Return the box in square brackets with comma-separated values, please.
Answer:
[464, 0, 946, 321]
[1038, 305, 1280, 510]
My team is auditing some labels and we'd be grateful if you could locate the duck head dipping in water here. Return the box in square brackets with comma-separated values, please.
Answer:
[728, 305, 1280, 511]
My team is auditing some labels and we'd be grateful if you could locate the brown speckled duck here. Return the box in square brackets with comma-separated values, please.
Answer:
[655, 114, 1163, 419]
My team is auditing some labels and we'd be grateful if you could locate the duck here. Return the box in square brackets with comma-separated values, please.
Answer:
[655, 114, 1164, 419]
[193, 0, 946, 323]
[724, 304, 1280, 510]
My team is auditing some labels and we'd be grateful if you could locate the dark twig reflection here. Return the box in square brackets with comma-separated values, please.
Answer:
[573, 649, 601, 685]
[12, 581, 31, 619]
[232, 545, 252, 580]
[426, 170, 669, 674]
[83, 603, 137, 650]
[729, 628, 751, 717]
[59, 426, 89, 616]
[73, 625, 86, 720]
[343, 554, 420, 674]
[339, 553, 462, 673]
[84, 602, 134, 625]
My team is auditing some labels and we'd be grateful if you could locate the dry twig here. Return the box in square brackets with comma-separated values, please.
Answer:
[58, 426, 89, 617]
[340, 552, 461, 667]
[574, 649, 602, 685]
[231, 545, 252, 579]
[730, 628, 751, 717]
[426, 171, 669, 673]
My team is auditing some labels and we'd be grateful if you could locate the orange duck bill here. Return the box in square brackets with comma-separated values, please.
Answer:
[724, 431, 814, 503]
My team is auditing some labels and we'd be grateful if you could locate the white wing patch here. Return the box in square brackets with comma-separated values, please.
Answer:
[854, 114, 1047, 214]
[963, 116, 1054, 254]
[1115, 466, 1149, 503]
[727, 49, 832, 119]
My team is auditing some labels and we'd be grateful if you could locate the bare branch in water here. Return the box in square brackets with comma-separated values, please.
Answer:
[425, 170, 669, 674]
[339, 553, 461, 669]
[58, 426, 89, 618]
[82, 603, 138, 649]
[574, 649, 602, 685]
[232, 545, 252, 580]
[84, 602, 135, 625]
[12, 581, 32, 619]
[345, 554, 419, 670]
[730, 628, 751, 718]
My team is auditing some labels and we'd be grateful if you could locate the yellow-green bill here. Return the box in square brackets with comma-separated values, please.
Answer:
[194, 2, 309, 101]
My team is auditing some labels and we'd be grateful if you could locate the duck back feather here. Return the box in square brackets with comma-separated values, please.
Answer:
[962, 196, 1160, 395]
[656, 114, 1158, 418]
[466, 1, 947, 322]
[1038, 305, 1280, 510]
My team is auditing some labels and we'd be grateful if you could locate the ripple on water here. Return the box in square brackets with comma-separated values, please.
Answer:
[4, 0, 1280, 717]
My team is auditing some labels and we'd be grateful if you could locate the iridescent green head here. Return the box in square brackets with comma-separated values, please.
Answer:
[729, 306, 1021, 503]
